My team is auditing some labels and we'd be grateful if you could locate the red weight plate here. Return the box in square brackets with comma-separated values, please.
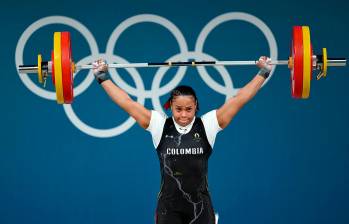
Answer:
[51, 50, 55, 86]
[61, 32, 74, 104]
[291, 26, 304, 98]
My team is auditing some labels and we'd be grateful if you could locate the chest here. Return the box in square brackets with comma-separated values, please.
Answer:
[157, 121, 212, 157]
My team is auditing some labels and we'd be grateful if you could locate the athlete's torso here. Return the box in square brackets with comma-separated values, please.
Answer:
[156, 117, 213, 201]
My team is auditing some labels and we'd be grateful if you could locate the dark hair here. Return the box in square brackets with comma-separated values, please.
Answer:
[163, 85, 199, 111]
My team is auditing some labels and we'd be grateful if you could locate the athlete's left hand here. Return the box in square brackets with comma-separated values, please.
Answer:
[256, 56, 272, 78]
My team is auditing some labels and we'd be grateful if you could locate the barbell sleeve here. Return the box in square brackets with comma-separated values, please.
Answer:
[18, 65, 39, 73]
[325, 58, 347, 67]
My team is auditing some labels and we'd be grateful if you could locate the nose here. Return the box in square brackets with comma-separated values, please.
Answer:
[180, 111, 188, 118]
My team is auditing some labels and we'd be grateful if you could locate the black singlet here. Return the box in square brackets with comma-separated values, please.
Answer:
[155, 117, 215, 224]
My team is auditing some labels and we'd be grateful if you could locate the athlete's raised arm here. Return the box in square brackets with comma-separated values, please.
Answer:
[216, 56, 272, 129]
[93, 59, 151, 129]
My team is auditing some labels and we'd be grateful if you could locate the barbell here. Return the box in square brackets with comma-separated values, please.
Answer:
[18, 26, 347, 104]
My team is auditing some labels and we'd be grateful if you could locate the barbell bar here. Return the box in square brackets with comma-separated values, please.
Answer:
[17, 26, 347, 104]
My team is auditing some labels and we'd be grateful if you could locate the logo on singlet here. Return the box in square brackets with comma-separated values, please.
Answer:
[193, 133, 201, 142]
[166, 147, 204, 155]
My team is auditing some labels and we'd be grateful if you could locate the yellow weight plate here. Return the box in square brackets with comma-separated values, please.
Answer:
[302, 26, 311, 99]
[37, 54, 43, 84]
[53, 32, 64, 104]
[323, 48, 328, 77]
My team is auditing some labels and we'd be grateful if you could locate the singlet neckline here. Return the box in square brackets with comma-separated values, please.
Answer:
[171, 116, 196, 135]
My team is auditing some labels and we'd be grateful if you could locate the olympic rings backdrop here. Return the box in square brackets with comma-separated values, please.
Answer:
[1, 0, 349, 224]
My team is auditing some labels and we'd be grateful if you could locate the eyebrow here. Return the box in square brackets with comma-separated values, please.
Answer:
[174, 106, 193, 109]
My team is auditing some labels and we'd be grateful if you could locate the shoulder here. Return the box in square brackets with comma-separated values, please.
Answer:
[146, 110, 167, 131]
[200, 110, 223, 148]
[146, 110, 168, 149]
[201, 110, 222, 130]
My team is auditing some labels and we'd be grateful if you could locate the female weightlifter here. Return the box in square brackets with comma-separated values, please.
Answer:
[92, 56, 272, 224]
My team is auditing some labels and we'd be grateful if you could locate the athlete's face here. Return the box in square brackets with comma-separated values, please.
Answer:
[171, 95, 197, 127]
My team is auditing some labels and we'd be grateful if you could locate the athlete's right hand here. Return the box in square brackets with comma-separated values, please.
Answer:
[93, 59, 110, 84]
